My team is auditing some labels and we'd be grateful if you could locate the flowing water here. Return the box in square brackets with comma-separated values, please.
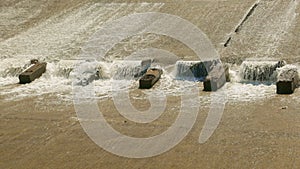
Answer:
[0, 0, 300, 104]
[1, 0, 300, 168]
[239, 59, 286, 83]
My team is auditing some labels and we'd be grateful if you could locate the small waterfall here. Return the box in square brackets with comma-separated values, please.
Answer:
[0, 58, 32, 77]
[56, 60, 87, 78]
[71, 61, 110, 86]
[0, 58, 152, 86]
[69, 59, 151, 85]
[111, 60, 151, 80]
[1, 67, 25, 78]
[239, 60, 286, 82]
[174, 60, 218, 81]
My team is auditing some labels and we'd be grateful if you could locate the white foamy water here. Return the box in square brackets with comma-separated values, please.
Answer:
[0, 2, 164, 101]
[239, 59, 286, 83]
[225, 82, 276, 102]
[110, 60, 151, 80]
[0, 2, 299, 105]
[1, 53, 299, 105]
[0, 60, 280, 105]
[0, 58, 33, 77]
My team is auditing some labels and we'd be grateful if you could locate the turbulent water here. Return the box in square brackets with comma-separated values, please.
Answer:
[0, 0, 300, 104]
[0, 58, 290, 104]
[239, 59, 286, 83]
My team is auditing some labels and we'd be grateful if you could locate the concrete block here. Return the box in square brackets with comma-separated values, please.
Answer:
[139, 68, 163, 89]
[203, 64, 226, 91]
[19, 62, 47, 84]
[276, 65, 299, 94]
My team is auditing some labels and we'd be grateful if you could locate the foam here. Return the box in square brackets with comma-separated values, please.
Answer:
[239, 60, 285, 82]
[0, 60, 285, 105]
[0, 2, 165, 101]
[0, 2, 298, 104]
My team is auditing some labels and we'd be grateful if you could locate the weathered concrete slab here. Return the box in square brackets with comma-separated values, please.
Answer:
[139, 68, 163, 89]
[276, 65, 299, 94]
[19, 62, 47, 84]
[203, 64, 227, 92]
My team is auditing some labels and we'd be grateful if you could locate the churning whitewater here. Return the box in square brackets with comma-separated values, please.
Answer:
[0, 1, 299, 104]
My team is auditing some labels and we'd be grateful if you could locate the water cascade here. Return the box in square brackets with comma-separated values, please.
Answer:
[239, 60, 286, 82]
[174, 60, 219, 81]
[111, 59, 151, 80]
